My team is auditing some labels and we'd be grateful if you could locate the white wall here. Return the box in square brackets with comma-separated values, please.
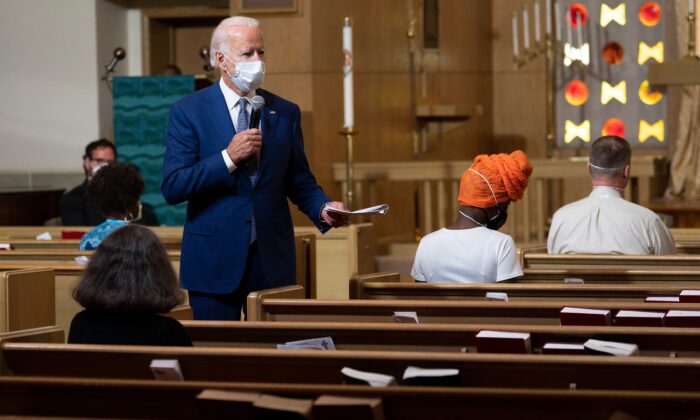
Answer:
[127, 9, 143, 77]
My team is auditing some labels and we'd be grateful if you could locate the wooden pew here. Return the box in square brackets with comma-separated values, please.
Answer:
[0, 269, 54, 332]
[2, 376, 699, 419]
[520, 268, 700, 283]
[0, 237, 182, 250]
[0, 326, 64, 345]
[0, 226, 184, 240]
[247, 289, 700, 325]
[523, 252, 700, 271]
[182, 320, 700, 357]
[349, 272, 698, 301]
[4, 343, 700, 393]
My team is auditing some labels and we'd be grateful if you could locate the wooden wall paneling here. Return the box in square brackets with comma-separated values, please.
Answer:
[174, 26, 218, 75]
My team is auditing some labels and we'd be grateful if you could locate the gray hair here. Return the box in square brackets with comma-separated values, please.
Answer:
[210, 16, 260, 68]
[588, 135, 631, 179]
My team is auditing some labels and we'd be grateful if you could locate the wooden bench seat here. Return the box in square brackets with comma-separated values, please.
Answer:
[1, 376, 698, 419]
[520, 268, 700, 283]
[183, 320, 700, 357]
[522, 252, 700, 271]
[0, 269, 54, 332]
[3, 343, 700, 393]
[0, 326, 63, 344]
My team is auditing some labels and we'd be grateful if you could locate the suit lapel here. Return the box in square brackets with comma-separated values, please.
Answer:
[204, 84, 235, 151]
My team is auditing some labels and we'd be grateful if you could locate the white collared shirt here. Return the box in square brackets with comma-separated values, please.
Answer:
[219, 78, 257, 172]
[547, 186, 676, 255]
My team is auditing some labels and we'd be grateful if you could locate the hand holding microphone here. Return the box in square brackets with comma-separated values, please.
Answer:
[226, 95, 265, 168]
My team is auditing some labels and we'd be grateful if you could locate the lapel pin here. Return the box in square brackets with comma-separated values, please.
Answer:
[270, 110, 276, 115]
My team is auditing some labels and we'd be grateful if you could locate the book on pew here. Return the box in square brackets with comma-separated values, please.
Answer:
[560, 307, 612, 326]
[645, 296, 680, 303]
[679, 290, 700, 303]
[541, 342, 587, 355]
[392, 311, 419, 324]
[36, 231, 52, 240]
[564, 278, 585, 284]
[277, 336, 336, 350]
[254, 394, 313, 420]
[485, 292, 509, 302]
[340, 367, 397, 387]
[196, 389, 259, 420]
[402, 366, 461, 387]
[313, 395, 385, 420]
[614, 310, 665, 327]
[665, 310, 700, 327]
[0, 243, 12, 251]
[583, 339, 640, 356]
[475, 330, 532, 354]
[149, 359, 184, 381]
[74, 256, 90, 265]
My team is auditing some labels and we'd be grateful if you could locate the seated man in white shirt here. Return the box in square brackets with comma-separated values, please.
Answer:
[411, 150, 533, 283]
[548, 135, 675, 255]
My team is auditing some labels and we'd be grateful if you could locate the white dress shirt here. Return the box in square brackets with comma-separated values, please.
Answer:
[548, 186, 676, 255]
[219, 78, 257, 173]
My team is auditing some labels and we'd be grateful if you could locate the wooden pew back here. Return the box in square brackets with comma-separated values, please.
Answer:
[0, 269, 54, 332]
[0, 326, 64, 345]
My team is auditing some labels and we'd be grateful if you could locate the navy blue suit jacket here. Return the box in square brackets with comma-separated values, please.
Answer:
[162, 83, 330, 294]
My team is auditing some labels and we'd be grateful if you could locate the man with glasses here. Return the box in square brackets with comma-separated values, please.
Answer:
[60, 139, 117, 226]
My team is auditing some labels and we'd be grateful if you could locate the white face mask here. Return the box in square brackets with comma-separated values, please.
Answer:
[90, 161, 108, 177]
[224, 56, 265, 93]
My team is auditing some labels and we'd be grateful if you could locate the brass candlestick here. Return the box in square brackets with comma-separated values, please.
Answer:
[339, 126, 357, 210]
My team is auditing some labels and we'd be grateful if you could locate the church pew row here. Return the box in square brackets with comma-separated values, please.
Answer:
[2, 377, 699, 420]
[0, 234, 313, 334]
[522, 252, 700, 271]
[349, 272, 700, 301]
[246, 287, 700, 325]
[182, 320, 700, 357]
[0, 237, 182, 250]
[520, 268, 700, 283]
[4, 343, 700, 393]
[0, 269, 54, 333]
[0, 326, 64, 345]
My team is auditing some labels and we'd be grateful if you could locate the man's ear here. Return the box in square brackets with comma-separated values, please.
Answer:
[623, 164, 631, 179]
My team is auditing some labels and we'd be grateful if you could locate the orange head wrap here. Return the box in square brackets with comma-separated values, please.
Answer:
[458, 150, 533, 208]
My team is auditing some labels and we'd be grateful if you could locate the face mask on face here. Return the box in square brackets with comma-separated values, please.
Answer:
[469, 168, 509, 231]
[224, 56, 265, 93]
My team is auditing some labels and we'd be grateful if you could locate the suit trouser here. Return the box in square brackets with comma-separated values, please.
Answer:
[188, 242, 265, 321]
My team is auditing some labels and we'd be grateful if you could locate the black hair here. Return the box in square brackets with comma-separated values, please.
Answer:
[589, 136, 631, 178]
[84, 139, 117, 160]
[87, 162, 144, 220]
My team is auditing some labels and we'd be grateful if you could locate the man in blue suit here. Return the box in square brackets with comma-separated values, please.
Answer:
[162, 16, 349, 320]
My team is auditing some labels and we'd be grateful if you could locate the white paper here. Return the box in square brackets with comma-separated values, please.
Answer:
[564, 278, 584, 284]
[561, 307, 610, 315]
[680, 290, 700, 296]
[666, 310, 700, 317]
[584, 339, 639, 356]
[645, 296, 680, 302]
[476, 330, 530, 340]
[616, 310, 665, 318]
[150, 359, 184, 381]
[277, 336, 336, 351]
[403, 366, 459, 380]
[393, 311, 419, 324]
[486, 292, 509, 301]
[325, 204, 389, 216]
[36, 232, 52, 240]
[543, 342, 585, 350]
[341, 367, 396, 387]
[0, 243, 12, 250]
[74, 256, 90, 265]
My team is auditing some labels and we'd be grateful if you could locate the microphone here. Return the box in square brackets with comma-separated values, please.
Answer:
[199, 46, 213, 72]
[105, 47, 126, 74]
[248, 95, 265, 171]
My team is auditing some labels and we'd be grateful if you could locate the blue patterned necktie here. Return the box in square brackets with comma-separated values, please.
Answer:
[237, 97, 257, 243]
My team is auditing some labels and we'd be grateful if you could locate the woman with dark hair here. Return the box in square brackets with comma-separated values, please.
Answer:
[69, 224, 192, 346]
[79, 162, 144, 250]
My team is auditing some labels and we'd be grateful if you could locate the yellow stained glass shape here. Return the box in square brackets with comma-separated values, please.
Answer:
[639, 80, 663, 105]
[565, 120, 591, 143]
[564, 43, 590, 66]
[639, 119, 664, 143]
[638, 41, 664, 64]
[601, 81, 627, 104]
[601, 4, 626, 26]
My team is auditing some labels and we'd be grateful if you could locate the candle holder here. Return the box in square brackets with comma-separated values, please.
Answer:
[688, 11, 699, 58]
[339, 126, 358, 210]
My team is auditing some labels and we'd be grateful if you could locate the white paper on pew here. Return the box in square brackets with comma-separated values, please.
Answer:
[476, 330, 530, 340]
[666, 310, 700, 317]
[150, 359, 184, 381]
[645, 296, 680, 302]
[616, 310, 665, 318]
[341, 367, 397, 387]
[584, 339, 639, 356]
[543, 342, 585, 350]
[393, 311, 419, 324]
[0, 243, 11, 250]
[36, 232, 52, 240]
[325, 203, 389, 216]
[681, 290, 700, 296]
[564, 278, 584, 284]
[485, 292, 509, 301]
[277, 336, 336, 350]
[74, 256, 90, 265]
[561, 307, 610, 315]
[402, 366, 459, 380]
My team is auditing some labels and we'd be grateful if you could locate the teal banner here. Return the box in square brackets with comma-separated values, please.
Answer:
[112, 76, 194, 226]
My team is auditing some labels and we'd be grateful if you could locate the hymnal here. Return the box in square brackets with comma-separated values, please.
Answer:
[645, 296, 680, 303]
[74, 256, 90, 265]
[277, 336, 336, 350]
[393, 311, 419, 324]
[583, 339, 639, 356]
[341, 367, 397, 387]
[0, 243, 11, 251]
[196, 389, 258, 419]
[541, 342, 586, 355]
[560, 307, 612, 326]
[679, 290, 700, 303]
[313, 395, 385, 420]
[149, 359, 184, 381]
[564, 278, 585, 284]
[485, 292, 509, 301]
[402, 366, 460, 387]
[475, 330, 532, 354]
[665, 310, 700, 327]
[254, 394, 313, 420]
[35, 232, 52, 240]
[614, 310, 665, 327]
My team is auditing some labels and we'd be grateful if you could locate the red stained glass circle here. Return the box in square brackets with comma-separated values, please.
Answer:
[602, 118, 626, 138]
[565, 80, 589, 106]
[602, 42, 624, 65]
[569, 3, 589, 27]
[639, 2, 662, 26]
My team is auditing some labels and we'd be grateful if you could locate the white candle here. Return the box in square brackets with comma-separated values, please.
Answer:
[512, 11, 520, 57]
[342, 17, 354, 128]
[545, 0, 552, 35]
[534, 0, 541, 43]
[555, 1, 562, 41]
[566, 6, 572, 45]
[523, 7, 530, 50]
[691, 0, 695, 14]
[576, 10, 582, 47]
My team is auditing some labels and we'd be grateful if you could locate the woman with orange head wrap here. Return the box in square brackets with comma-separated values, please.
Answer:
[411, 151, 533, 283]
